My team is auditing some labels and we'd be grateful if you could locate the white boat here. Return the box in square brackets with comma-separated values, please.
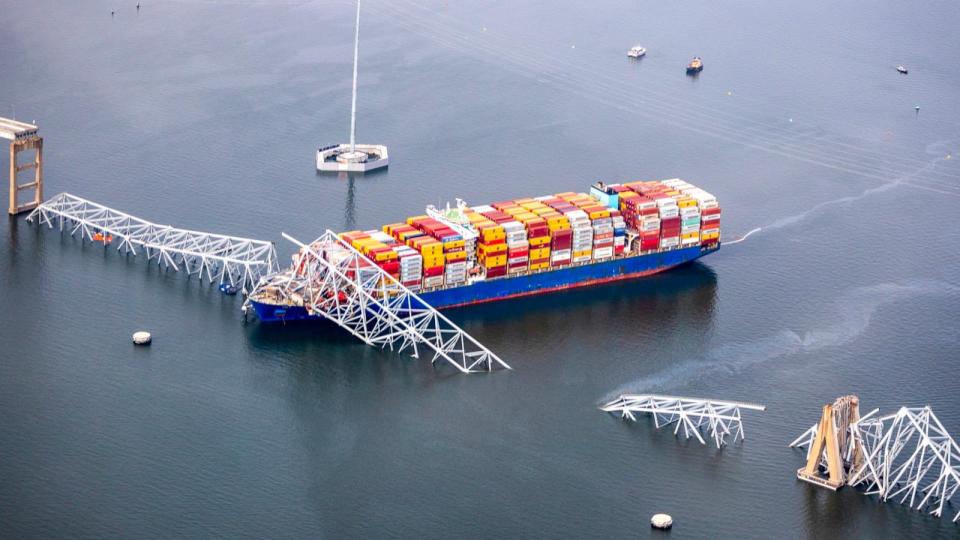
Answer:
[896, 65, 908, 74]
[627, 45, 646, 58]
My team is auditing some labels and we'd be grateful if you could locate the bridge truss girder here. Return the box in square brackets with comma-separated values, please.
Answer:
[27, 192, 277, 291]
[601, 394, 766, 448]
[250, 231, 509, 374]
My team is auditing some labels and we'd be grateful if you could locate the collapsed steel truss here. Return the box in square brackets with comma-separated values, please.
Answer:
[601, 394, 766, 448]
[246, 231, 509, 373]
[791, 403, 960, 522]
[848, 407, 960, 522]
[27, 192, 278, 290]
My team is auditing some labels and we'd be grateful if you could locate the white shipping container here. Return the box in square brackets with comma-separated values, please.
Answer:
[572, 255, 592, 263]
[471, 205, 495, 213]
[594, 246, 614, 258]
[660, 237, 680, 248]
[551, 249, 571, 259]
[422, 276, 444, 288]
[370, 231, 394, 244]
[681, 236, 700, 246]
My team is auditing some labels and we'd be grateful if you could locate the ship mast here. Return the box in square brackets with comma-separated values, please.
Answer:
[349, 0, 361, 153]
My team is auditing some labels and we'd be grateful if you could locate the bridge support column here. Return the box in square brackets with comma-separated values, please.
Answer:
[8, 136, 43, 215]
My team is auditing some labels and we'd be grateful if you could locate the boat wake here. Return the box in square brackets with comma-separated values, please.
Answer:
[603, 280, 960, 398]
[723, 140, 957, 246]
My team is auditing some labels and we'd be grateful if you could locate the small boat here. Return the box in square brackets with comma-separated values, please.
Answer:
[627, 45, 646, 58]
[219, 282, 239, 295]
[686, 56, 703, 74]
[896, 65, 908, 74]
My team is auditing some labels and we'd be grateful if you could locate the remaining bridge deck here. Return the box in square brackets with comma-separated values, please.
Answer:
[27, 192, 277, 291]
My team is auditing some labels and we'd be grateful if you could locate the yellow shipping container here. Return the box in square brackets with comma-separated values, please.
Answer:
[382, 223, 405, 234]
[529, 236, 550, 247]
[573, 249, 592, 258]
[589, 209, 611, 220]
[677, 198, 697, 208]
[371, 250, 397, 262]
[353, 238, 381, 251]
[480, 226, 505, 242]
[405, 215, 429, 226]
[515, 212, 538, 222]
[701, 231, 720, 240]
[512, 198, 535, 205]
[483, 254, 507, 267]
[415, 241, 443, 257]
[681, 231, 699, 240]
[422, 254, 445, 267]
[396, 230, 422, 242]
[442, 239, 465, 250]
[530, 247, 550, 259]
[479, 243, 507, 255]
[503, 207, 525, 216]
[445, 250, 467, 262]
[529, 262, 550, 271]
[547, 216, 570, 228]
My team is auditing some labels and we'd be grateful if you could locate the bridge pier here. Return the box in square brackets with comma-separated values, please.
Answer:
[1, 117, 43, 215]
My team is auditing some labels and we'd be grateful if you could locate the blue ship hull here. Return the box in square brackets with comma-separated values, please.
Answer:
[249, 244, 718, 323]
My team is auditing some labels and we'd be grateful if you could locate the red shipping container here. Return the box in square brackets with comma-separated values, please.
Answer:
[486, 266, 507, 278]
[508, 248, 529, 257]
[702, 207, 722, 216]
[379, 260, 400, 273]
[551, 258, 571, 266]
[423, 266, 444, 277]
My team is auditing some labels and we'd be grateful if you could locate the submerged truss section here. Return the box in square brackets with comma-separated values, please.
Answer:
[27, 192, 278, 291]
[848, 407, 960, 522]
[248, 231, 509, 374]
[601, 394, 766, 448]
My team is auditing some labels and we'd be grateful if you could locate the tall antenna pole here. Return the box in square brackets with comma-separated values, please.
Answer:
[349, 0, 361, 153]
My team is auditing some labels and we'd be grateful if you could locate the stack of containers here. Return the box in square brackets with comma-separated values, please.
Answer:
[591, 212, 615, 260]
[547, 213, 572, 266]
[686, 189, 721, 245]
[477, 223, 507, 278]
[360, 231, 401, 279]
[612, 211, 627, 255]
[503, 221, 529, 273]
[410, 237, 444, 288]
[393, 245, 423, 290]
[656, 196, 681, 249]
[677, 195, 701, 247]
[403, 219, 445, 289]
[525, 218, 551, 270]
[567, 209, 594, 263]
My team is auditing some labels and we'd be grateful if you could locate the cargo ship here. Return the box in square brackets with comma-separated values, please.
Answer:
[248, 178, 721, 323]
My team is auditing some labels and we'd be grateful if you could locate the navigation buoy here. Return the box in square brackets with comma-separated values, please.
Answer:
[132, 331, 152, 345]
[651, 513, 673, 530]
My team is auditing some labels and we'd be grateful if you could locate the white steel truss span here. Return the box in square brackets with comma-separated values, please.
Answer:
[847, 407, 960, 522]
[601, 394, 766, 448]
[27, 192, 278, 291]
[247, 231, 509, 374]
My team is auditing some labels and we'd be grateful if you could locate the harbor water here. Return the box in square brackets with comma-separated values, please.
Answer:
[1, 0, 959, 538]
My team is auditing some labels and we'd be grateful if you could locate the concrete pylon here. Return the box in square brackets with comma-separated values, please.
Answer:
[794, 395, 861, 490]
